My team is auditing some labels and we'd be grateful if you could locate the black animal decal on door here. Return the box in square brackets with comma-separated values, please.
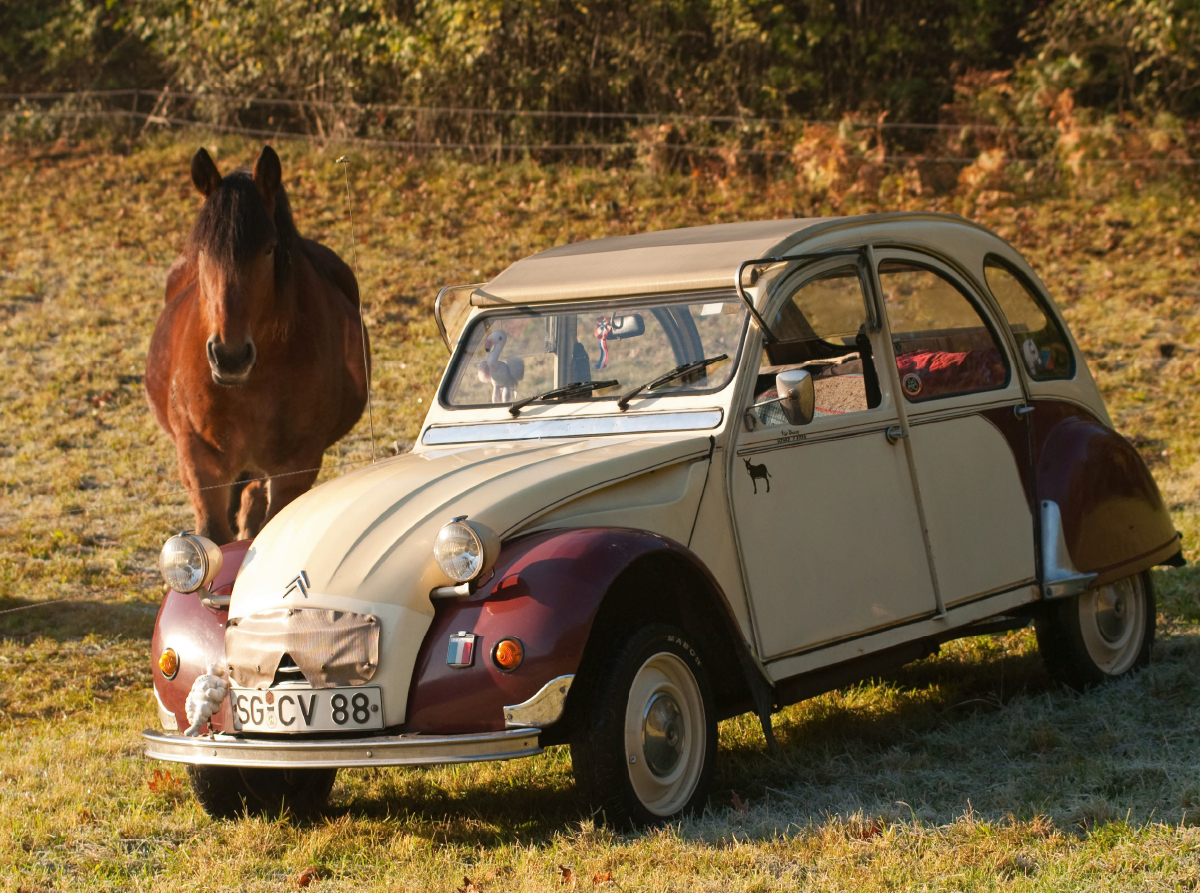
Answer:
[743, 457, 771, 494]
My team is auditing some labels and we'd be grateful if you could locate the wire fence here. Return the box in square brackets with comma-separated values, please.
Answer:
[2, 454, 378, 526]
[3, 89, 1200, 166]
[0, 86, 1196, 588]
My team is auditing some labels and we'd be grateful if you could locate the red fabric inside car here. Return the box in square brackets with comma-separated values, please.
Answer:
[894, 349, 1005, 400]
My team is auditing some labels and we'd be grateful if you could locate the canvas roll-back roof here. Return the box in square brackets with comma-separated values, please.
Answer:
[471, 212, 997, 306]
[474, 217, 832, 305]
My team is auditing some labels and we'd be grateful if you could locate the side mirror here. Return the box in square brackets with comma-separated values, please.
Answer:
[775, 369, 815, 425]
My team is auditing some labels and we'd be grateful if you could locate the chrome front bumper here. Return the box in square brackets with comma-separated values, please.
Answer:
[142, 727, 541, 769]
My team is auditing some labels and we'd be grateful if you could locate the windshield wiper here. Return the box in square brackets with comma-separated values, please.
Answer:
[616, 354, 728, 411]
[509, 379, 620, 417]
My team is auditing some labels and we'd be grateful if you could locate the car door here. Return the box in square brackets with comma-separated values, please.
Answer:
[730, 258, 939, 661]
[873, 251, 1037, 609]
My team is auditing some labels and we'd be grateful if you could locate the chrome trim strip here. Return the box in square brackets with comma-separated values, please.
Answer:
[423, 409, 724, 445]
[504, 675, 574, 729]
[736, 423, 892, 456]
[764, 584, 1038, 682]
[1040, 500, 1097, 599]
[142, 727, 541, 769]
[905, 398, 1024, 425]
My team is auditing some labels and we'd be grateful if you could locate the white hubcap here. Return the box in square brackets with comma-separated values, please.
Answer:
[624, 652, 705, 816]
[1078, 575, 1146, 676]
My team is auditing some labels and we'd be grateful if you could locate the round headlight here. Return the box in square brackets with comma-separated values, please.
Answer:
[434, 521, 485, 583]
[160, 533, 223, 594]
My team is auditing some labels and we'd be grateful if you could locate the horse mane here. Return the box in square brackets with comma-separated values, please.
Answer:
[185, 170, 301, 283]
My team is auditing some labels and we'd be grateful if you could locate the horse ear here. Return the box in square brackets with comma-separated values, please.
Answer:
[191, 148, 222, 197]
[253, 145, 282, 209]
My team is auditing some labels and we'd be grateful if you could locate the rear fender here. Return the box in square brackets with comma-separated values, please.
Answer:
[1033, 401, 1180, 588]
[151, 540, 251, 732]
[404, 527, 757, 736]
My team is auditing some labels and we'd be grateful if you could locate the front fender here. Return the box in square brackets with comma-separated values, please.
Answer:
[1033, 401, 1179, 585]
[404, 527, 744, 735]
[151, 540, 251, 732]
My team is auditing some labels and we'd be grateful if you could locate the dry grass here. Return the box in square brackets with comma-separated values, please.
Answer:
[1, 135, 1199, 890]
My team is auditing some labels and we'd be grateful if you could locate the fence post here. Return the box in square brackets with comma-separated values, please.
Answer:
[130, 88, 140, 142]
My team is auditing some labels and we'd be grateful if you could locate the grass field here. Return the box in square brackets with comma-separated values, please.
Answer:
[2, 136, 1200, 891]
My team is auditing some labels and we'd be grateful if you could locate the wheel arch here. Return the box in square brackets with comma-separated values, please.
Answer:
[404, 526, 764, 739]
[569, 547, 758, 731]
[1032, 400, 1181, 586]
[151, 539, 252, 732]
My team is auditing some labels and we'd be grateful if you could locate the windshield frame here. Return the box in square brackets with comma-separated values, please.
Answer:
[436, 289, 752, 412]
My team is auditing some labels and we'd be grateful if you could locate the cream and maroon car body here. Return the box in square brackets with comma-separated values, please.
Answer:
[144, 213, 1180, 818]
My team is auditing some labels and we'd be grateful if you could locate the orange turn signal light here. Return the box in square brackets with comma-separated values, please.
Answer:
[492, 637, 524, 672]
[158, 648, 179, 679]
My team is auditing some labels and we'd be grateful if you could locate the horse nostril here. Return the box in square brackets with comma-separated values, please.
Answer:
[207, 336, 256, 379]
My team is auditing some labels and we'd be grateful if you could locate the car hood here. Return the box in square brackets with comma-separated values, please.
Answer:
[229, 434, 712, 621]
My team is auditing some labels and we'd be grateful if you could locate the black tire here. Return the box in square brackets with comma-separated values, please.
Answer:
[186, 765, 336, 819]
[570, 623, 717, 827]
[1035, 571, 1155, 690]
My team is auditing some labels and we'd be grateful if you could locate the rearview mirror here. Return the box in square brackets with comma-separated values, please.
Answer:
[607, 314, 646, 340]
[775, 369, 815, 425]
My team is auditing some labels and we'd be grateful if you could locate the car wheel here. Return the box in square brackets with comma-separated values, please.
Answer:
[1035, 571, 1154, 690]
[186, 765, 336, 819]
[570, 623, 716, 827]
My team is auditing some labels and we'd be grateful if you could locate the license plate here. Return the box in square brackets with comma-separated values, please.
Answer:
[231, 686, 384, 733]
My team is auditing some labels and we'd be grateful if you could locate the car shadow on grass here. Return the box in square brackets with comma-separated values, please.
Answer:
[305, 628, 1200, 839]
[708, 627, 1200, 833]
[328, 760, 583, 845]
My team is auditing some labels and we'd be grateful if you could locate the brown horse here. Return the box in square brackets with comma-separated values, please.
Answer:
[146, 145, 369, 545]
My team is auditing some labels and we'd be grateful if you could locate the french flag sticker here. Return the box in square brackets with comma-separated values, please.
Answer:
[447, 632, 476, 668]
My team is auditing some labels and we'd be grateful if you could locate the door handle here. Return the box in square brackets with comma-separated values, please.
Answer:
[1014, 405, 1035, 418]
[886, 425, 905, 444]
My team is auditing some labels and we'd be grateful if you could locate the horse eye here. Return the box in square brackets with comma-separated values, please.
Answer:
[265, 244, 276, 255]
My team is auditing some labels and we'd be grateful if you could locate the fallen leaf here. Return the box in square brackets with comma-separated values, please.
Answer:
[147, 768, 181, 793]
[592, 871, 613, 885]
[458, 877, 480, 893]
[558, 864, 576, 886]
[731, 792, 749, 814]
[295, 866, 328, 888]
[855, 819, 883, 840]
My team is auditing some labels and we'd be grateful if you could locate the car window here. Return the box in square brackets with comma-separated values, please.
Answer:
[443, 296, 747, 408]
[878, 261, 1008, 403]
[984, 257, 1074, 381]
[752, 265, 882, 426]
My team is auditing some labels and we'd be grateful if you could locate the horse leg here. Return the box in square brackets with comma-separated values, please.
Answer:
[227, 471, 251, 533]
[264, 464, 322, 526]
[236, 479, 268, 539]
[177, 435, 237, 545]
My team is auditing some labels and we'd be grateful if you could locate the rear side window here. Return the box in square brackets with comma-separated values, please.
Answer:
[878, 261, 1008, 403]
[984, 258, 1075, 381]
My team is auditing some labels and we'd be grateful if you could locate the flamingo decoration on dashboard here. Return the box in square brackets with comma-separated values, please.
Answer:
[476, 329, 525, 403]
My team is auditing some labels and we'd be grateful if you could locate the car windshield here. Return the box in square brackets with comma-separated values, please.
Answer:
[443, 295, 749, 408]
